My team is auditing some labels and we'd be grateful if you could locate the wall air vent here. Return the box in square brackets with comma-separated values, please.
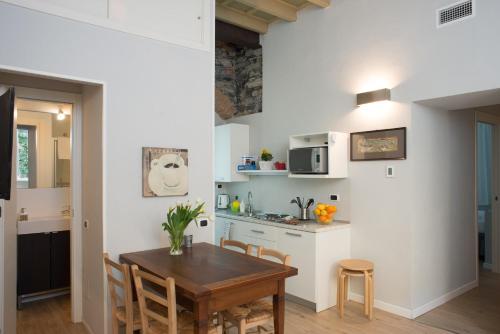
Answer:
[437, 0, 474, 28]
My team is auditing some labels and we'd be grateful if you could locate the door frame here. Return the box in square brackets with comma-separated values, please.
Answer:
[476, 111, 500, 274]
[15, 87, 83, 321]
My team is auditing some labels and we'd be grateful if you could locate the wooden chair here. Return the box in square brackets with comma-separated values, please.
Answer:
[220, 237, 252, 255]
[221, 247, 291, 333]
[103, 253, 139, 334]
[337, 259, 374, 320]
[131, 265, 220, 334]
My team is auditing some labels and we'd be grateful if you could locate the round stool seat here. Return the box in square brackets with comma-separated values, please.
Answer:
[339, 259, 373, 272]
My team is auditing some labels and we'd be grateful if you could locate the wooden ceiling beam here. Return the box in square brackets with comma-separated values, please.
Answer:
[216, 4, 269, 34]
[235, 0, 297, 22]
[305, 0, 330, 8]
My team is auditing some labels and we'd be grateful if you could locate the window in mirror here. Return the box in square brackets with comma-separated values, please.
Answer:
[16, 125, 37, 189]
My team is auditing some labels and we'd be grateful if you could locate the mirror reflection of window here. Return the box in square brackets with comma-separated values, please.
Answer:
[16, 125, 37, 189]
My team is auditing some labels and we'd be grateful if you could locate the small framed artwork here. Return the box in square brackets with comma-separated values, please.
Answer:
[142, 147, 189, 197]
[350, 127, 406, 161]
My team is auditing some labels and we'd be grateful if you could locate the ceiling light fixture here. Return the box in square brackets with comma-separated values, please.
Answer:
[356, 88, 391, 106]
[57, 109, 66, 121]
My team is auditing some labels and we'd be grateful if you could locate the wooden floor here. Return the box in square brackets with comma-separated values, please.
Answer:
[17, 295, 87, 334]
[17, 295, 445, 334]
[16, 272, 500, 334]
[416, 270, 500, 334]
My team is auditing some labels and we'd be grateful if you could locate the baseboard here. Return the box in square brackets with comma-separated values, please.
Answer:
[82, 320, 95, 334]
[411, 279, 478, 319]
[349, 292, 413, 319]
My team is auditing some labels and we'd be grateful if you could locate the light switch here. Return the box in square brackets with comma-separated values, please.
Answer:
[386, 166, 395, 178]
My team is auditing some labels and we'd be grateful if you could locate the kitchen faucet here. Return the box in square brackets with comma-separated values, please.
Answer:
[247, 191, 253, 216]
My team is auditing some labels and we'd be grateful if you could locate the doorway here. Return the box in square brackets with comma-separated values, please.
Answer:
[476, 112, 500, 274]
[14, 88, 83, 330]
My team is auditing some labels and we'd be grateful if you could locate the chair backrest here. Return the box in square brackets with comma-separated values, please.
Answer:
[131, 265, 177, 334]
[257, 247, 291, 266]
[220, 237, 252, 254]
[103, 253, 134, 325]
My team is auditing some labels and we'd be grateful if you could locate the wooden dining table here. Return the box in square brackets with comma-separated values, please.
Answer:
[120, 242, 298, 334]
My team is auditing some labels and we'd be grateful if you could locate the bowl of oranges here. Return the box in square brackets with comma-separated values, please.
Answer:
[313, 203, 337, 224]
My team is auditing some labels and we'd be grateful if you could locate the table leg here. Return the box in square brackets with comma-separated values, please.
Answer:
[273, 279, 285, 334]
[193, 297, 210, 334]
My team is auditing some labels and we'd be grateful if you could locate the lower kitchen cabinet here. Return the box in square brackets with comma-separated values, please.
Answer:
[215, 216, 351, 312]
[17, 231, 71, 301]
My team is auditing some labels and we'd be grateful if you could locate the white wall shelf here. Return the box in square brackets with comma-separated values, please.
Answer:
[237, 170, 289, 176]
[288, 131, 348, 179]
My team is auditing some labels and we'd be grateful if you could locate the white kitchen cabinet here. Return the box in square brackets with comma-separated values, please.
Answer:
[215, 215, 351, 312]
[215, 124, 249, 183]
[276, 229, 316, 302]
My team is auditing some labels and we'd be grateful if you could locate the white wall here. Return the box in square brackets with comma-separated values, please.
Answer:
[222, 0, 500, 314]
[0, 1, 214, 333]
[411, 104, 476, 312]
[17, 187, 70, 217]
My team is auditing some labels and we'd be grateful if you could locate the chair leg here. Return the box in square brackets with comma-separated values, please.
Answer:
[238, 318, 246, 334]
[111, 318, 119, 334]
[364, 271, 369, 316]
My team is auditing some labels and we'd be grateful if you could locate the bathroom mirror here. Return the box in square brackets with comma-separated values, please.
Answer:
[16, 98, 72, 189]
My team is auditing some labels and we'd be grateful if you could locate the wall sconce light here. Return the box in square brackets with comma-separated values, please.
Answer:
[356, 88, 391, 106]
[57, 109, 66, 121]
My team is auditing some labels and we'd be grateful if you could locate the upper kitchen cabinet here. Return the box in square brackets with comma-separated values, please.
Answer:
[215, 124, 249, 183]
[3, 0, 211, 50]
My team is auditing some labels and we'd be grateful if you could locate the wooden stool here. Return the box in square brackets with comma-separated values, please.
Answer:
[337, 259, 374, 320]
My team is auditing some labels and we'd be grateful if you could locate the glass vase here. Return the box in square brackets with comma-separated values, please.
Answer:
[169, 231, 185, 256]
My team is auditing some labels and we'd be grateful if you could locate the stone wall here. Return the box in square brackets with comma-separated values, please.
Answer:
[215, 42, 262, 119]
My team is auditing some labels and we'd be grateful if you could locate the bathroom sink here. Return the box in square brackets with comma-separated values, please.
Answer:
[17, 216, 71, 235]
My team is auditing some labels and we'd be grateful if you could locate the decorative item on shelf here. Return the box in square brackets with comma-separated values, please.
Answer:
[231, 196, 240, 213]
[259, 148, 274, 170]
[143, 147, 189, 197]
[350, 127, 406, 161]
[238, 156, 257, 171]
[162, 200, 205, 256]
[274, 161, 286, 170]
[313, 203, 337, 225]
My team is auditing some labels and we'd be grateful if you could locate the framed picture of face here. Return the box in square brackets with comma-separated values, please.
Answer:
[350, 127, 406, 161]
[142, 147, 189, 197]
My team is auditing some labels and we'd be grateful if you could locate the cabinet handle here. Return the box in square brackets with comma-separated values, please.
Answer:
[251, 229, 265, 234]
[285, 232, 302, 237]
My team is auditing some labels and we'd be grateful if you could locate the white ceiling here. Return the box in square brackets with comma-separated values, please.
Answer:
[16, 98, 72, 115]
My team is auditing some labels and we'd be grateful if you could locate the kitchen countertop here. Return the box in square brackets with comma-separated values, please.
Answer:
[17, 215, 71, 235]
[215, 210, 350, 233]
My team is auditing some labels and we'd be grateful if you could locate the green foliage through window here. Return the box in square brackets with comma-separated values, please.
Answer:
[17, 128, 29, 181]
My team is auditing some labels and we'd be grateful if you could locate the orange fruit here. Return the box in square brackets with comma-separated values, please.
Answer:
[326, 206, 335, 214]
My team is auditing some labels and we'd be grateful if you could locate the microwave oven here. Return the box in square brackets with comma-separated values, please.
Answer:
[288, 147, 328, 174]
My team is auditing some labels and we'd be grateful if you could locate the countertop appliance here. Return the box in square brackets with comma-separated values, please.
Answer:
[217, 194, 230, 209]
[289, 147, 328, 174]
